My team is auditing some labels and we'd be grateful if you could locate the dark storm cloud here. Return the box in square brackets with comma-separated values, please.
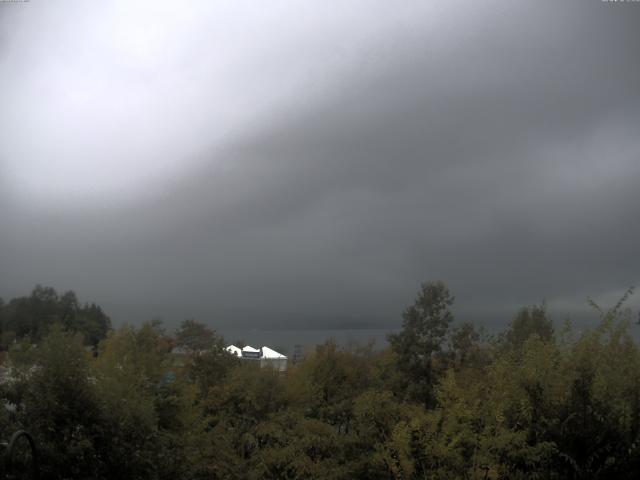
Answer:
[1, 1, 639, 330]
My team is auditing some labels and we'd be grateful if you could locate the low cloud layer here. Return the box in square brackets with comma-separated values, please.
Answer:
[1, 1, 639, 329]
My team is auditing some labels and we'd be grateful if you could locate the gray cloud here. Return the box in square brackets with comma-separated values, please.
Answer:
[1, 1, 639, 331]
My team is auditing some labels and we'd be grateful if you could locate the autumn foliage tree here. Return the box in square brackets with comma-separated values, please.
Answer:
[1, 283, 640, 479]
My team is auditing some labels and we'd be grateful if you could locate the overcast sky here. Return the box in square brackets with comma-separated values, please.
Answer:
[1, 1, 639, 330]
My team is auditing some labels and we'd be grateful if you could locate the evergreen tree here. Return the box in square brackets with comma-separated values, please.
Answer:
[388, 281, 454, 407]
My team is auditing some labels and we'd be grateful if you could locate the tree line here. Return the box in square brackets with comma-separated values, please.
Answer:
[1, 282, 639, 479]
[0, 285, 111, 350]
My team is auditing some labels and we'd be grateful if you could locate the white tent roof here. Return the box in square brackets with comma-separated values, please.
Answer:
[261, 346, 287, 359]
[226, 345, 287, 360]
[225, 345, 242, 357]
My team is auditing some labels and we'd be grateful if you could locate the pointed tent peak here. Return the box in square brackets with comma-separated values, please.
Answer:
[242, 345, 260, 353]
[261, 346, 287, 359]
[226, 345, 242, 357]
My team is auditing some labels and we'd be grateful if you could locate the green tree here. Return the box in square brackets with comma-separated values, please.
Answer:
[0, 285, 111, 349]
[93, 322, 175, 478]
[175, 319, 221, 352]
[187, 348, 239, 399]
[502, 304, 553, 351]
[448, 322, 487, 370]
[8, 325, 104, 479]
[388, 281, 455, 407]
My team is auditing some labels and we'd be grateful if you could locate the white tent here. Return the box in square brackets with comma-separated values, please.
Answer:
[225, 345, 242, 357]
[242, 345, 260, 353]
[241, 345, 262, 358]
[261, 346, 287, 359]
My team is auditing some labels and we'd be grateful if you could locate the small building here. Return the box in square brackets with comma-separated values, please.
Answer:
[292, 344, 304, 364]
[225, 344, 288, 372]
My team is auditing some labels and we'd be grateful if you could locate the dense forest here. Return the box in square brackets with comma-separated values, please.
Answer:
[1, 282, 639, 479]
